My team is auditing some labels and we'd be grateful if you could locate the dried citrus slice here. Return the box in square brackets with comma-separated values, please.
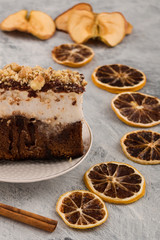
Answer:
[92, 64, 146, 93]
[121, 130, 160, 165]
[52, 43, 94, 67]
[84, 162, 145, 204]
[55, 3, 93, 32]
[111, 92, 160, 127]
[56, 190, 108, 229]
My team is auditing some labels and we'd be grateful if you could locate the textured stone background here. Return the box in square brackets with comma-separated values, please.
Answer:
[0, 0, 160, 239]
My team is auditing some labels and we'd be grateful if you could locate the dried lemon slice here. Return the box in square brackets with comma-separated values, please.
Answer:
[121, 130, 160, 165]
[56, 190, 108, 229]
[92, 64, 146, 93]
[111, 92, 160, 127]
[52, 43, 94, 67]
[84, 162, 145, 204]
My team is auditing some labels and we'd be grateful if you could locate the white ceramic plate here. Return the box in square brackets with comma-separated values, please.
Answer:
[0, 121, 92, 183]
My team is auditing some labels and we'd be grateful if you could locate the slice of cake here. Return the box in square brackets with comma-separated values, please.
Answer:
[0, 63, 87, 160]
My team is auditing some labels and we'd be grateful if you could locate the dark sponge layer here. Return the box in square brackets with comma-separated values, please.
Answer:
[0, 115, 83, 160]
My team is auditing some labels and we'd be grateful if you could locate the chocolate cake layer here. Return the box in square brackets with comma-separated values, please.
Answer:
[0, 115, 83, 160]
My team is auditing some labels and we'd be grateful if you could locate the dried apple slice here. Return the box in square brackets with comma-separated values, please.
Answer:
[0, 10, 28, 32]
[97, 12, 126, 47]
[118, 13, 133, 35]
[126, 22, 133, 35]
[55, 3, 93, 32]
[27, 11, 55, 40]
[0, 10, 56, 40]
[68, 11, 128, 46]
[68, 10, 95, 43]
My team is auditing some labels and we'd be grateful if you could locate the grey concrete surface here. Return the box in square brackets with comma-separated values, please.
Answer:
[0, 0, 160, 239]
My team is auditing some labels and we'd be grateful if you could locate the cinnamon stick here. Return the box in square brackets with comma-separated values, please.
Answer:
[0, 203, 57, 232]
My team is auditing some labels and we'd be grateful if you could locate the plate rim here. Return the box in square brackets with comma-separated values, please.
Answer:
[0, 120, 92, 183]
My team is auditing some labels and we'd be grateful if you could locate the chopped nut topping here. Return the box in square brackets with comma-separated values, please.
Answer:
[18, 67, 27, 78]
[30, 75, 45, 90]
[10, 63, 21, 72]
[0, 63, 87, 91]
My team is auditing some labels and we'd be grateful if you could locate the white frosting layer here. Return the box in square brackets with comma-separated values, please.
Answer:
[0, 89, 84, 125]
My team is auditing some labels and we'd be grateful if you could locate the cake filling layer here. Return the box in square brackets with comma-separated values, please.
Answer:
[0, 89, 83, 125]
